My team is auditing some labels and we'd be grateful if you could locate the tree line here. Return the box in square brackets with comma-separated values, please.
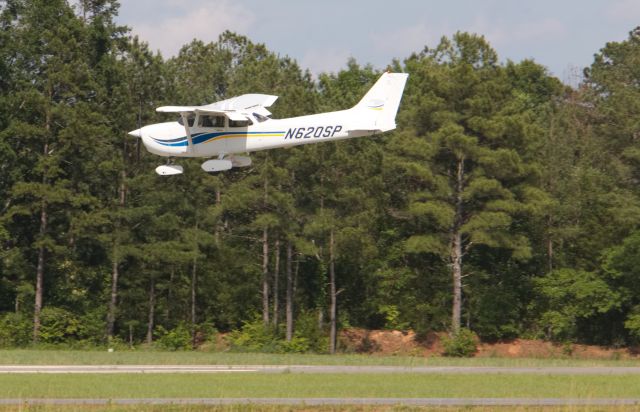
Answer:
[2, 0, 640, 351]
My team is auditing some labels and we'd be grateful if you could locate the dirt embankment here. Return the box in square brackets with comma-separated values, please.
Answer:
[339, 328, 638, 359]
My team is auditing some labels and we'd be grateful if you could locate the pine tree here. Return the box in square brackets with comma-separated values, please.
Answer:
[392, 33, 550, 333]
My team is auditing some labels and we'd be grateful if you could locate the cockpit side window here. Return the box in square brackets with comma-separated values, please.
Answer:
[199, 115, 225, 128]
[177, 114, 195, 127]
[229, 117, 254, 128]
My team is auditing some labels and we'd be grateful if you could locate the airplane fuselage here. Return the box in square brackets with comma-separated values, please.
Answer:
[140, 108, 373, 158]
[130, 72, 408, 174]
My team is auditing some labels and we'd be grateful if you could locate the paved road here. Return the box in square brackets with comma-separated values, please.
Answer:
[0, 398, 639, 406]
[2, 365, 640, 374]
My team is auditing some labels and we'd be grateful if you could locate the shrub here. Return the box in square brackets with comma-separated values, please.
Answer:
[625, 309, 640, 343]
[155, 323, 192, 351]
[441, 328, 478, 357]
[280, 336, 311, 353]
[39, 307, 82, 344]
[293, 311, 328, 353]
[77, 308, 107, 345]
[228, 319, 279, 352]
[228, 314, 328, 354]
[0, 313, 31, 347]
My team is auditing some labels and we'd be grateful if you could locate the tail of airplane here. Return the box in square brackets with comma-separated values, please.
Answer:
[350, 72, 409, 132]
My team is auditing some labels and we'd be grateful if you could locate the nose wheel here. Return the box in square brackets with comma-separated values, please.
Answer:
[155, 165, 184, 175]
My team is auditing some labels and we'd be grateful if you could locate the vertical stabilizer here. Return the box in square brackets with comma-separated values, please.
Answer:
[351, 72, 408, 132]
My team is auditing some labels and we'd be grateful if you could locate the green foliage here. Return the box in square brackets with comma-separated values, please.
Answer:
[228, 319, 281, 353]
[228, 312, 328, 354]
[378, 304, 410, 331]
[0, 313, 32, 347]
[441, 328, 478, 357]
[154, 323, 192, 351]
[2, 0, 640, 352]
[291, 311, 329, 353]
[625, 309, 640, 341]
[77, 308, 107, 345]
[38, 307, 82, 344]
[535, 269, 622, 341]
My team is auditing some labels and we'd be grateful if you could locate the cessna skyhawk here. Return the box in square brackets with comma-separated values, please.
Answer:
[129, 72, 408, 175]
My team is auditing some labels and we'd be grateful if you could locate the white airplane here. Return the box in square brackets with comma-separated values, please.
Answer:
[128, 72, 408, 175]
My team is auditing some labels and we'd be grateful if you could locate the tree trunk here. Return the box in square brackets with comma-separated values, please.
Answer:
[191, 218, 199, 348]
[546, 216, 554, 273]
[262, 228, 269, 326]
[146, 278, 155, 345]
[329, 228, 337, 354]
[33, 105, 51, 344]
[450, 156, 465, 334]
[451, 230, 463, 333]
[166, 267, 174, 322]
[215, 188, 221, 245]
[107, 171, 126, 340]
[272, 239, 280, 327]
[33, 201, 47, 343]
[191, 254, 197, 348]
[106, 254, 119, 340]
[286, 240, 293, 341]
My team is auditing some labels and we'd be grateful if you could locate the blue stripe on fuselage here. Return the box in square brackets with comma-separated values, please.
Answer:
[152, 131, 285, 147]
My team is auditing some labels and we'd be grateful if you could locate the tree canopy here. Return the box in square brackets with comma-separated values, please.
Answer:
[2, 1, 640, 351]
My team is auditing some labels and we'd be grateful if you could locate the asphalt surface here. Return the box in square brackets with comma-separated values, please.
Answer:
[2, 365, 640, 374]
[1, 398, 639, 406]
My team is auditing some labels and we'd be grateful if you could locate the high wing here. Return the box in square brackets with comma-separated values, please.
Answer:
[155, 94, 279, 152]
[156, 94, 278, 120]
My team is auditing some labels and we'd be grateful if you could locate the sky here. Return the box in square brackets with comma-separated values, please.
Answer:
[115, 0, 640, 83]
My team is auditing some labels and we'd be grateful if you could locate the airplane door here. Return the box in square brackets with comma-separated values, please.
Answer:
[194, 114, 228, 156]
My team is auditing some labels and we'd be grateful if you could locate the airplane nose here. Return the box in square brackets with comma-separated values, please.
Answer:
[128, 128, 142, 138]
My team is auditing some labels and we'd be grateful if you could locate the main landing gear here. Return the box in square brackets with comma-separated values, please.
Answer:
[154, 155, 252, 175]
[202, 155, 252, 173]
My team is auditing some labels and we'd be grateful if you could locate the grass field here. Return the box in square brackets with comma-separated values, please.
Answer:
[2, 407, 640, 412]
[1, 349, 640, 367]
[2, 350, 640, 411]
[0, 373, 639, 399]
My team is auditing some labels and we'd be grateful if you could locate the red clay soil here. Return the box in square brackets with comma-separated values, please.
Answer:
[339, 328, 637, 359]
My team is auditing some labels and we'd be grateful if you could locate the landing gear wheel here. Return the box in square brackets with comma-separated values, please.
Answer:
[229, 155, 252, 168]
[201, 159, 233, 173]
[155, 164, 184, 175]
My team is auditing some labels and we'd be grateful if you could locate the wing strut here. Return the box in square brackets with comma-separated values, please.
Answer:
[180, 112, 194, 153]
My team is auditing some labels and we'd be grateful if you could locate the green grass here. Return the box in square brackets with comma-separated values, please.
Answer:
[0, 349, 639, 367]
[2, 407, 640, 412]
[0, 373, 639, 399]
